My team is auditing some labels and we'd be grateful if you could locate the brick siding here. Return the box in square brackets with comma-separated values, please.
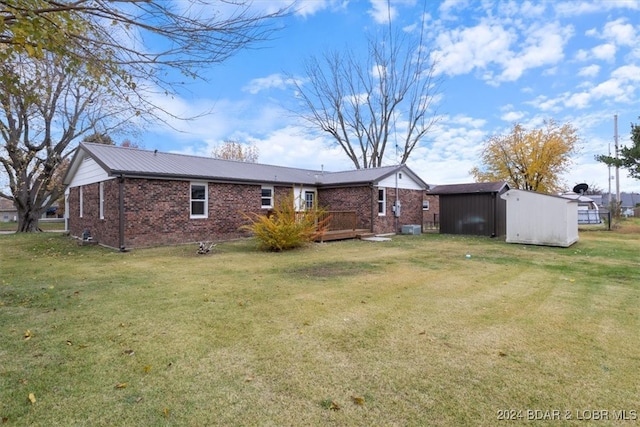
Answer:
[68, 179, 427, 248]
[423, 194, 440, 229]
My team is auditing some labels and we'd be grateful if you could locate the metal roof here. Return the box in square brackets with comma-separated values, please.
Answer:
[0, 198, 16, 211]
[428, 181, 509, 195]
[64, 143, 428, 189]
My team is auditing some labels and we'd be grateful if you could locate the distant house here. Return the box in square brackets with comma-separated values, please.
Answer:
[601, 192, 640, 217]
[501, 189, 578, 247]
[427, 182, 509, 237]
[62, 143, 429, 249]
[0, 198, 17, 222]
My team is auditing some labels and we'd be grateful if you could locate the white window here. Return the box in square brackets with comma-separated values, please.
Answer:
[378, 188, 386, 216]
[422, 200, 430, 211]
[99, 182, 104, 219]
[261, 186, 273, 209]
[190, 183, 208, 218]
[304, 191, 315, 210]
[79, 186, 83, 218]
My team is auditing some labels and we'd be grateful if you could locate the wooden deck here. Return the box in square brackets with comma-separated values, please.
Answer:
[318, 228, 374, 242]
[315, 211, 374, 241]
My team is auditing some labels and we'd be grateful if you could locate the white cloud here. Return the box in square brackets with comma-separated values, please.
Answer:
[602, 18, 637, 46]
[611, 64, 640, 81]
[554, 0, 640, 17]
[242, 73, 297, 94]
[578, 64, 600, 78]
[591, 43, 617, 61]
[366, 0, 416, 24]
[497, 22, 572, 82]
[245, 126, 354, 171]
[368, 0, 397, 24]
[501, 110, 525, 122]
[438, 0, 471, 21]
[431, 22, 515, 76]
[519, 1, 547, 17]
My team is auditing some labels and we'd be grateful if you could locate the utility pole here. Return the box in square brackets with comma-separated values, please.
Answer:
[614, 114, 620, 213]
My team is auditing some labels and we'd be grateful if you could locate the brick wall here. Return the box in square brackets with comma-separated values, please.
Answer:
[122, 179, 271, 248]
[68, 178, 289, 249]
[68, 180, 120, 247]
[67, 178, 427, 248]
[377, 187, 425, 234]
[319, 185, 426, 234]
[318, 186, 374, 231]
[423, 194, 440, 229]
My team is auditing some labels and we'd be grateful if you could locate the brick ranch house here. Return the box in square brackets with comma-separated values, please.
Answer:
[63, 143, 429, 250]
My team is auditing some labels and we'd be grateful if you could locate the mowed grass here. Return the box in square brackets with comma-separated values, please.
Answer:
[1, 222, 639, 426]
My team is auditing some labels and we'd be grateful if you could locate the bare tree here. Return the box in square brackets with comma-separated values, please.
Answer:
[0, 1, 290, 232]
[290, 28, 440, 169]
[212, 140, 259, 162]
[0, 54, 136, 232]
[0, 1, 291, 97]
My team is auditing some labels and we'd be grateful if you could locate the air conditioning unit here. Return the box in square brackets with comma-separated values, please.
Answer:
[401, 224, 421, 235]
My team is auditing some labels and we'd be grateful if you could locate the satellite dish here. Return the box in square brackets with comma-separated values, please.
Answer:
[573, 183, 589, 194]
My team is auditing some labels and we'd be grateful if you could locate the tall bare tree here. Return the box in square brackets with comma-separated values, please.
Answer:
[0, 54, 135, 232]
[0, 1, 290, 231]
[290, 27, 440, 169]
[0, 1, 290, 97]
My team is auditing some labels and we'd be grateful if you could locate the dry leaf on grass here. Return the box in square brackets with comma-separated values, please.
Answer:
[351, 395, 365, 405]
[115, 383, 128, 389]
[24, 330, 31, 340]
[28, 393, 36, 404]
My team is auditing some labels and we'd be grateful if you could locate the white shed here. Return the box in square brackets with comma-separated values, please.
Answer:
[500, 189, 579, 247]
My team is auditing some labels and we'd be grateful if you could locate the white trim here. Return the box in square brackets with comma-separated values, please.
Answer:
[68, 156, 114, 187]
[293, 187, 317, 211]
[378, 173, 423, 190]
[99, 182, 104, 219]
[79, 186, 83, 218]
[261, 186, 273, 209]
[190, 182, 208, 219]
[378, 187, 386, 216]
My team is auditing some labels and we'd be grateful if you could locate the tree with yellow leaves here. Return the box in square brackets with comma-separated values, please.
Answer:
[470, 120, 579, 193]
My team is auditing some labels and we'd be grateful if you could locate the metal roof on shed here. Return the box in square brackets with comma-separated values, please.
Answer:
[428, 181, 509, 195]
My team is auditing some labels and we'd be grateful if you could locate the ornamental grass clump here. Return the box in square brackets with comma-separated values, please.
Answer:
[241, 193, 331, 251]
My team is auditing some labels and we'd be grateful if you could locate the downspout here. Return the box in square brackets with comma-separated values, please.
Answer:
[118, 175, 126, 252]
[370, 183, 375, 233]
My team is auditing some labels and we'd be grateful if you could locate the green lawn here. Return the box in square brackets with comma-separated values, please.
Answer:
[1, 222, 639, 426]
[0, 220, 65, 232]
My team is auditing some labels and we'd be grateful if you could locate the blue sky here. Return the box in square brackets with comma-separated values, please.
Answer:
[137, 0, 640, 193]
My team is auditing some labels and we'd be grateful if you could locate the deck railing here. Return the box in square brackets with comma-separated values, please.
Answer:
[320, 210, 357, 231]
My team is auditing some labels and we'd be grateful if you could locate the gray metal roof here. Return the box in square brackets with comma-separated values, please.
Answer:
[64, 143, 428, 189]
[601, 192, 640, 208]
[428, 181, 509, 195]
[0, 198, 16, 211]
